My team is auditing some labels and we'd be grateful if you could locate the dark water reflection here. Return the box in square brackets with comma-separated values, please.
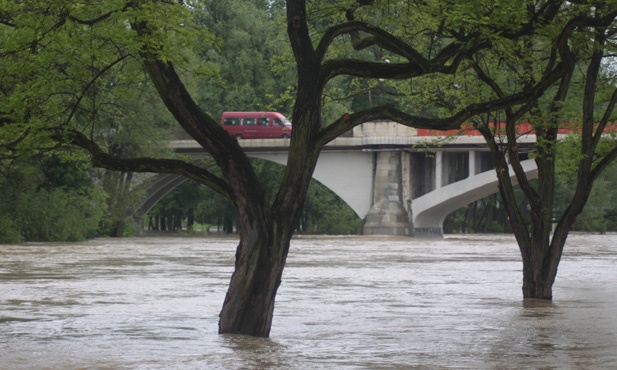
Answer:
[1, 234, 616, 369]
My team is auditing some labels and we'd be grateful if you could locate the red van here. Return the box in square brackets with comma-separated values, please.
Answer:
[221, 112, 292, 139]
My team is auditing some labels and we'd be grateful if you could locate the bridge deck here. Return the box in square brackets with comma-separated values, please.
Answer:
[171, 135, 538, 153]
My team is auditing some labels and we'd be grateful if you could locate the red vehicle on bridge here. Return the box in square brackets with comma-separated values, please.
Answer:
[221, 111, 292, 139]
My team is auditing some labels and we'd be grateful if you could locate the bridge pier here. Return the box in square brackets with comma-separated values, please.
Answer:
[362, 151, 412, 236]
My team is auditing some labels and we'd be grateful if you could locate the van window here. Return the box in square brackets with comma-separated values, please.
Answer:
[274, 119, 284, 127]
[257, 118, 270, 126]
[243, 118, 256, 126]
[224, 118, 239, 126]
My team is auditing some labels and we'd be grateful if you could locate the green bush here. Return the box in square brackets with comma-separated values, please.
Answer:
[0, 159, 107, 243]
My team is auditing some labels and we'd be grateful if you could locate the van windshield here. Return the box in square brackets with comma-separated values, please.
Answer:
[282, 117, 292, 126]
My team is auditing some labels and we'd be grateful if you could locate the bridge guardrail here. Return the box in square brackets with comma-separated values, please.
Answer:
[170, 134, 540, 153]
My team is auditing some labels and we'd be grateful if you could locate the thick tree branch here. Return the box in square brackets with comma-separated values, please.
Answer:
[287, 1, 318, 71]
[316, 21, 432, 64]
[130, 6, 268, 229]
[0, 11, 16, 27]
[68, 130, 234, 201]
[320, 30, 491, 85]
[130, 18, 260, 187]
[67, 10, 120, 26]
[314, 0, 571, 88]
[595, 86, 617, 145]
[316, 58, 568, 147]
[320, 59, 434, 81]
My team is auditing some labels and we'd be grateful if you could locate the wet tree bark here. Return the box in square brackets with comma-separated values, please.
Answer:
[218, 220, 289, 336]
[480, 106, 568, 300]
[213, 0, 325, 336]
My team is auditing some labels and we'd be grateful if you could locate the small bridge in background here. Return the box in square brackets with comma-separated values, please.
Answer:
[140, 122, 538, 238]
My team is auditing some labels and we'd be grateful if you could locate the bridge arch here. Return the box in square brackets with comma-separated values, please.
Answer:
[137, 173, 190, 216]
[411, 159, 538, 238]
[137, 150, 375, 220]
[249, 151, 374, 218]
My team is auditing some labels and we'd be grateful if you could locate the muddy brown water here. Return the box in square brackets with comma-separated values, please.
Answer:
[1, 234, 616, 369]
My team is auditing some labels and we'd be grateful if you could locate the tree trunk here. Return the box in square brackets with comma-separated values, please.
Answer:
[187, 208, 194, 231]
[480, 122, 562, 301]
[174, 210, 182, 231]
[520, 237, 560, 300]
[218, 218, 291, 337]
[502, 167, 560, 299]
[131, 5, 323, 337]
[217, 116, 321, 337]
[224, 217, 233, 233]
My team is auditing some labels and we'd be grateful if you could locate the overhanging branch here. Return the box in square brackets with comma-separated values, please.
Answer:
[316, 21, 431, 64]
[316, 59, 567, 147]
[68, 130, 234, 201]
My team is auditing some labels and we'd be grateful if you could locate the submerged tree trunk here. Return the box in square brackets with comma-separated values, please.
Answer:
[480, 116, 563, 300]
[187, 208, 194, 231]
[218, 220, 291, 336]
[520, 236, 559, 299]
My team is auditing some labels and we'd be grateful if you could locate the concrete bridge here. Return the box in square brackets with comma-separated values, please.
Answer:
[140, 122, 538, 237]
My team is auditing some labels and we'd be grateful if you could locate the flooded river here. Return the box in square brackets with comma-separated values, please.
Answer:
[1, 234, 616, 369]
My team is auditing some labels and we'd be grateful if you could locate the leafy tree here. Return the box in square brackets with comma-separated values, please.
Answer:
[0, 0, 179, 239]
[555, 136, 617, 233]
[90, 82, 177, 237]
[0, 157, 106, 243]
[301, 181, 362, 234]
[452, 3, 617, 299]
[446, 148, 617, 235]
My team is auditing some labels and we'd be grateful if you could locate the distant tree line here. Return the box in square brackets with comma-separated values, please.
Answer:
[0, 156, 106, 243]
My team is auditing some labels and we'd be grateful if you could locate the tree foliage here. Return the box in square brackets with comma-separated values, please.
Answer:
[0, 156, 106, 243]
[0, 0, 185, 239]
[192, 0, 294, 117]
